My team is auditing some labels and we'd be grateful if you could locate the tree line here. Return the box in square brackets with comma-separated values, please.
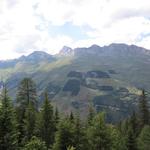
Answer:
[0, 78, 150, 150]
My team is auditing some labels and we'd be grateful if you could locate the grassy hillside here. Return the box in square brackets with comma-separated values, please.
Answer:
[1, 44, 150, 122]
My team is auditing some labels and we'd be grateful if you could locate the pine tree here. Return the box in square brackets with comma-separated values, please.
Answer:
[129, 111, 139, 137]
[24, 102, 36, 141]
[87, 106, 95, 125]
[23, 136, 47, 150]
[138, 125, 150, 150]
[73, 115, 87, 150]
[16, 78, 37, 145]
[38, 93, 55, 149]
[138, 90, 149, 128]
[0, 87, 18, 150]
[69, 111, 74, 123]
[16, 78, 37, 110]
[126, 126, 137, 150]
[120, 118, 137, 150]
[54, 107, 59, 132]
[87, 112, 112, 150]
[53, 118, 75, 150]
[110, 126, 127, 150]
[55, 107, 59, 123]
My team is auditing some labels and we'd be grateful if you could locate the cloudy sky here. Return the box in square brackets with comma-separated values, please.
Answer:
[0, 0, 150, 59]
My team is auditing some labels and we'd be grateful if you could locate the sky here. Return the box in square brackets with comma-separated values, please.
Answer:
[1, 0, 150, 60]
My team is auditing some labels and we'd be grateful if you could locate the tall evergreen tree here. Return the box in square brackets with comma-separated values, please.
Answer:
[129, 111, 139, 137]
[120, 118, 137, 150]
[138, 125, 150, 150]
[87, 106, 95, 125]
[53, 118, 75, 150]
[126, 126, 137, 150]
[24, 102, 36, 141]
[69, 111, 74, 123]
[37, 93, 55, 149]
[87, 113, 112, 150]
[138, 90, 149, 128]
[54, 107, 59, 125]
[16, 78, 37, 145]
[0, 87, 18, 150]
[16, 78, 37, 110]
[54, 107, 60, 132]
[73, 115, 87, 150]
[110, 126, 127, 150]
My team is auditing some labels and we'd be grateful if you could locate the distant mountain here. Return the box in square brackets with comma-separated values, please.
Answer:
[0, 51, 55, 69]
[21, 51, 55, 62]
[59, 46, 74, 56]
[1, 43, 150, 122]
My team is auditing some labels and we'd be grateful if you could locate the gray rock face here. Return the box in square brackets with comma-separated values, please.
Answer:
[59, 46, 74, 56]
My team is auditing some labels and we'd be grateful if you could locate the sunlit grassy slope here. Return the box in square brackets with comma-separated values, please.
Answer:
[1, 44, 150, 122]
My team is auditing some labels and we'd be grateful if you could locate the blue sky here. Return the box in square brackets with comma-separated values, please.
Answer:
[0, 0, 150, 59]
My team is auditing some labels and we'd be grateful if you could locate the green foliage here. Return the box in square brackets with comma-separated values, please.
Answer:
[37, 92, 55, 149]
[23, 136, 47, 150]
[16, 78, 38, 145]
[69, 111, 74, 123]
[67, 146, 75, 150]
[73, 115, 87, 150]
[24, 102, 36, 141]
[0, 87, 18, 150]
[138, 125, 150, 150]
[109, 126, 127, 150]
[0, 78, 150, 150]
[87, 113, 112, 150]
[138, 90, 150, 128]
[16, 78, 37, 110]
[126, 126, 137, 150]
[54, 107, 59, 125]
[129, 112, 140, 137]
[53, 118, 75, 150]
[87, 106, 95, 125]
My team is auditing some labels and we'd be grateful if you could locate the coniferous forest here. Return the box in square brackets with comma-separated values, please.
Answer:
[0, 78, 150, 150]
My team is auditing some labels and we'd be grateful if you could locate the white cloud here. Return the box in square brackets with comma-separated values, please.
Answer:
[1, 0, 150, 59]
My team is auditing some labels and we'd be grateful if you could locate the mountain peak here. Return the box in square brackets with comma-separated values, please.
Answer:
[21, 51, 55, 63]
[90, 44, 101, 48]
[59, 46, 74, 56]
[28, 50, 50, 57]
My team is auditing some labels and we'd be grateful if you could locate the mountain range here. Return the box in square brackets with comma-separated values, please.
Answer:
[1, 43, 150, 122]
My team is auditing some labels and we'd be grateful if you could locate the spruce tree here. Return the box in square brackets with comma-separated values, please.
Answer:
[38, 93, 55, 149]
[69, 111, 74, 123]
[87, 106, 95, 125]
[16, 78, 37, 110]
[87, 112, 112, 150]
[120, 118, 137, 150]
[0, 87, 18, 150]
[129, 111, 139, 137]
[53, 118, 75, 150]
[23, 136, 47, 150]
[138, 90, 149, 128]
[54, 107, 59, 132]
[110, 126, 127, 150]
[73, 115, 87, 150]
[16, 78, 37, 145]
[24, 102, 36, 141]
[138, 125, 150, 150]
[126, 126, 137, 150]
[54, 107, 59, 125]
